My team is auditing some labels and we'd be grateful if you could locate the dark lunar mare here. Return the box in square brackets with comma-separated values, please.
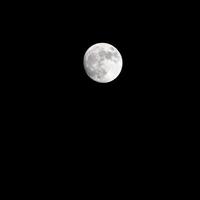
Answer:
[98, 50, 113, 60]
[86, 53, 97, 67]
[85, 55, 107, 79]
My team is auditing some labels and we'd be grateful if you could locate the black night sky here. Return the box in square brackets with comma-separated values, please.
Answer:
[2, 2, 187, 191]
[6, 1, 182, 145]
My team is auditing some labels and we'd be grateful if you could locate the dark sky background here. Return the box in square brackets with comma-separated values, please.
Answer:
[2, 2, 189, 192]
[5, 1, 184, 153]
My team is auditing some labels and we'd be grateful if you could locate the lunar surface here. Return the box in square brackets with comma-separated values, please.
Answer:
[83, 43, 123, 83]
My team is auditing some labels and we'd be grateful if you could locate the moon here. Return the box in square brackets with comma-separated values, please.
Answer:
[83, 43, 123, 83]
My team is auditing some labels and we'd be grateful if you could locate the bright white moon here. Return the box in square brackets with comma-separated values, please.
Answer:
[83, 43, 123, 83]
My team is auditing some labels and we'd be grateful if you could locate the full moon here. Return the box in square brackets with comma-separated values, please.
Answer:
[83, 43, 123, 83]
